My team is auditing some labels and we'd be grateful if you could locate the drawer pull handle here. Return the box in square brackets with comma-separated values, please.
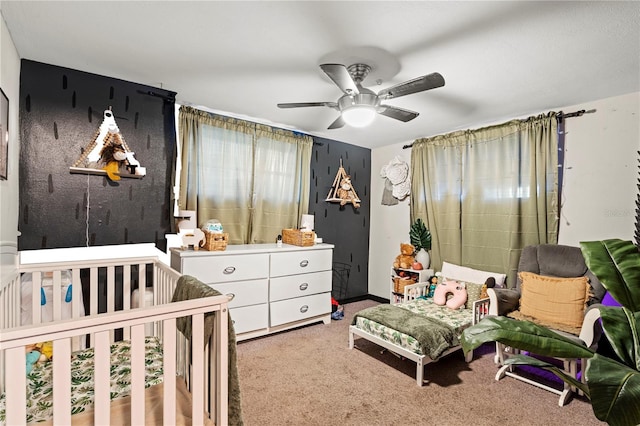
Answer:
[300, 260, 309, 267]
[223, 266, 236, 274]
[226, 293, 235, 301]
[300, 305, 309, 313]
[299, 283, 309, 291]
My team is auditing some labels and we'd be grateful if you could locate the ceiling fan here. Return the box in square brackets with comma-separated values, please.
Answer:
[277, 63, 445, 129]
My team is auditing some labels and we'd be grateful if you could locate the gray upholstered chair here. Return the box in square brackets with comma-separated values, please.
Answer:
[487, 244, 605, 406]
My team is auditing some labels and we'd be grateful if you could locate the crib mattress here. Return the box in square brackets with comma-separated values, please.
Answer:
[353, 298, 473, 355]
[0, 337, 164, 424]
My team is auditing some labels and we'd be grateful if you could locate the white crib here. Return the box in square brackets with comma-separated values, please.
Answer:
[0, 243, 230, 425]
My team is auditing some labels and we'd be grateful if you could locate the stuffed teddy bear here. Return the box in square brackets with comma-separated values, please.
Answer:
[393, 243, 416, 269]
[337, 176, 360, 208]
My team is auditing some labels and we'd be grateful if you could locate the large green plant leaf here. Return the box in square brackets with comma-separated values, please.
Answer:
[461, 316, 595, 359]
[580, 239, 640, 312]
[586, 353, 640, 426]
[599, 307, 640, 371]
[409, 218, 431, 252]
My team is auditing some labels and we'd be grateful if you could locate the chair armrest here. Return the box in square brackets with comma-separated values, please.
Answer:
[403, 281, 431, 301]
[487, 288, 520, 316]
[579, 304, 602, 349]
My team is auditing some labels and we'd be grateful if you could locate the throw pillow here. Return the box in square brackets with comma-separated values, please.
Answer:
[465, 282, 485, 310]
[518, 271, 590, 330]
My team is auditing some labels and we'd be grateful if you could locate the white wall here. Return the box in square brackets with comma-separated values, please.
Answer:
[369, 91, 640, 298]
[558, 93, 640, 246]
[369, 143, 412, 299]
[0, 10, 21, 283]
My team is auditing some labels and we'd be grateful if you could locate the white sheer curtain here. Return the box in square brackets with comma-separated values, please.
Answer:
[178, 106, 312, 244]
[411, 112, 559, 287]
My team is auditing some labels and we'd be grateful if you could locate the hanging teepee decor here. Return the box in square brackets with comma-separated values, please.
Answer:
[70, 109, 145, 181]
[326, 159, 361, 208]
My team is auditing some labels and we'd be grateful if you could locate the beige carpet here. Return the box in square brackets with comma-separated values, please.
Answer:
[236, 300, 604, 426]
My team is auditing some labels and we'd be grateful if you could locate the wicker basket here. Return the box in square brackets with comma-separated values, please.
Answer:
[281, 229, 315, 247]
[203, 231, 229, 251]
[393, 277, 416, 294]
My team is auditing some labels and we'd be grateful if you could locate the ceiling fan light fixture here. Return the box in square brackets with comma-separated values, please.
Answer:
[341, 105, 376, 127]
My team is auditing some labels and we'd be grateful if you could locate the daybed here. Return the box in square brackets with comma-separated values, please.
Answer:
[0, 243, 240, 425]
[349, 262, 503, 386]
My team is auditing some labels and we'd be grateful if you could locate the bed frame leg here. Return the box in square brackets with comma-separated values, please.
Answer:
[416, 358, 424, 386]
[348, 329, 354, 349]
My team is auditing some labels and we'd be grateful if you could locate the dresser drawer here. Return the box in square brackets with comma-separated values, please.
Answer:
[270, 249, 332, 277]
[269, 292, 330, 327]
[208, 279, 268, 308]
[269, 270, 331, 302]
[229, 304, 268, 334]
[181, 253, 269, 283]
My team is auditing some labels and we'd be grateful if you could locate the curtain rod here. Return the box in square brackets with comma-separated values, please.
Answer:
[402, 109, 595, 149]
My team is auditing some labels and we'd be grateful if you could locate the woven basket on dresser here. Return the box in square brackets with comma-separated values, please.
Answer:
[281, 229, 315, 247]
[203, 231, 229, 251]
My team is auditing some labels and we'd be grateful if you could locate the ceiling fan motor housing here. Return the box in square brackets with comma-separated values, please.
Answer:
[338, 92, 380, 112]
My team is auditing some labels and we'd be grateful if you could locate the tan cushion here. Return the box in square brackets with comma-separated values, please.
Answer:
[518, 271, 590, 330]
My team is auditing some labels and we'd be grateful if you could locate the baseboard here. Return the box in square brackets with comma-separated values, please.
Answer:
[339, 294, 389, 304]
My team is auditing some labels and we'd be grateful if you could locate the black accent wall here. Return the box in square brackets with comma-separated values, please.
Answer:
[18, 60, 371, 300]
[310, 137, 370, 300]
[18, 60, 176, 250]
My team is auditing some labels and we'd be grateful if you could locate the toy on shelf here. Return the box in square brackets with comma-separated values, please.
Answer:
[393, 243, 415, 269]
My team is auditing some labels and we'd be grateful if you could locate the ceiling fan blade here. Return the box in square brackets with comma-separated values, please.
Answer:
[277, 101, 337, 109]
[320, 64, 360, 95]
[378, 105, 419, 122]
[327, 115, 345, 129]
[378, 72, 445, 100]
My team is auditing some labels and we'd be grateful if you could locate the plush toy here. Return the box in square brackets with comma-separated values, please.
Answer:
[26, 350, 41, 375]
[99, 133, 128, 181]
[393, 243, 416, 269]
[480, 277, 496, 299]
[434, 280, 468, 309]
[337, 176, 361, 208]
[36, 341, 53, 362]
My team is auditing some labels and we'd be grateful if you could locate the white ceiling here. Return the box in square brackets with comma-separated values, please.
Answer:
[1, 1, 639, 149]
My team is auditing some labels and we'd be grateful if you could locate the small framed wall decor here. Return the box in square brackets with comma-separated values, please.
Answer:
[0, 88, 7, 180]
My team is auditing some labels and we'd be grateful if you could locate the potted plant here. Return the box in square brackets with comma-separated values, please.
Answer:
[410, 218, 432, 268]
[461, 239, 640, 426]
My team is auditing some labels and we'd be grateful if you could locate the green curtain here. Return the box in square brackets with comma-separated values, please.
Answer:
[410, 112, 558, 287]
[178, 106, 312, 244]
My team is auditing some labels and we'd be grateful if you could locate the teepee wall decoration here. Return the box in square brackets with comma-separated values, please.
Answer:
[70, 108, 145, 181]
[326, 159, 361, 208]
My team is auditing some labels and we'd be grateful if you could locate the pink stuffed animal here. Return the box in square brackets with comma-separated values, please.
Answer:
[433, 280, 468, 309]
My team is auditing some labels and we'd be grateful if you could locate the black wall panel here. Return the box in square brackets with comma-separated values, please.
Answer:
[18, 60, 176, 250]
[310, 137, 371, 301]
[18, 60, 371, 299]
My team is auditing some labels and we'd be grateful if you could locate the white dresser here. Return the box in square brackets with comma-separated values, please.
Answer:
[170, 243, 334, 341]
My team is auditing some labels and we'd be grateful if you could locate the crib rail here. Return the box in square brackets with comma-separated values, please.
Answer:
[0, 244, 230, 425]
[1, 295, 229, 425]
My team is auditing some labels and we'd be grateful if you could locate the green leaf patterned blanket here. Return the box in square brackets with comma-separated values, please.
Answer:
[0, 337, 164, 425]
[352, 303, 458, 360]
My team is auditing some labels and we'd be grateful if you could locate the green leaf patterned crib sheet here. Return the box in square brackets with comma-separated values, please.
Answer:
[0, 337, 164, 424]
